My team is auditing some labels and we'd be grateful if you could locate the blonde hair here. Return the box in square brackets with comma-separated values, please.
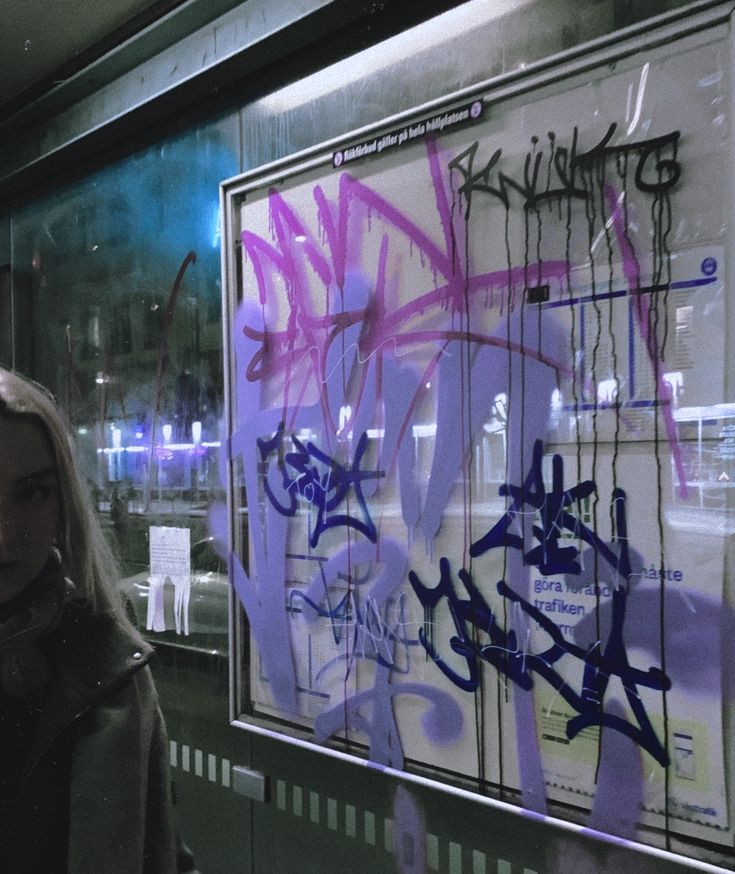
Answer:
[0, 367, 128, 617]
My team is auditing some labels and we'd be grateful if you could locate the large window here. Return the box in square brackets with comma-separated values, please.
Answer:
[11, 118, 239, 655]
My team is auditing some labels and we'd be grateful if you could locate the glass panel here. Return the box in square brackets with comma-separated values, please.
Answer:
[225, 12, 735, 865]
[10, 116, 239, 656]
[243, 0, 694, 169]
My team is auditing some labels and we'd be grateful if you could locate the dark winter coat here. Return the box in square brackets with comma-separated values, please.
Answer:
[2, 597, 186, 873]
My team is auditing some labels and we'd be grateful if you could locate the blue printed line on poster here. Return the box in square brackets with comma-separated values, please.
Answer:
[541, 271, 717, 402]
[286, 552, 328, 563]
[672, 276, 718, 289]
[562, 399, 665, 411]
[540, 276, 717, 312]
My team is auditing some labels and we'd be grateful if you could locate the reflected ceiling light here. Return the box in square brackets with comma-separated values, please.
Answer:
[597, 379, 618, 404]
[663, 371, 683, 402]
[338, 405, 352, 432]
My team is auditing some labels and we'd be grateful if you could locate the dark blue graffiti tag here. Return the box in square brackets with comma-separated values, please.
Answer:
[409, 557, 670, 765]
[409, 443, 670, 766]
[258, 423, 384, 547]
[470, 439, 631, 580]
[289, 587, 419, 672]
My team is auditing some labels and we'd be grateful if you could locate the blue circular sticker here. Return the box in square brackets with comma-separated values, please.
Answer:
[701, 256, 717, 276]
[333, 151, 344, 168]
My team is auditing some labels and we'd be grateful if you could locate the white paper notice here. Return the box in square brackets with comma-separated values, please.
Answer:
[148, 526, 191, 635]
[150, 525, 191, 576]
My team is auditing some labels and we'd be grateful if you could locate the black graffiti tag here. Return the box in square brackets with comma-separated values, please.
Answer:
[449, 123, 680, 216]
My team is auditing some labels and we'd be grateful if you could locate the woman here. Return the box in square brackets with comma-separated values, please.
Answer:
[0, 367, 195, 873]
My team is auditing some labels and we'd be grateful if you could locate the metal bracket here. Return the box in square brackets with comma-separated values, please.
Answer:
[232, 765, 268, 802]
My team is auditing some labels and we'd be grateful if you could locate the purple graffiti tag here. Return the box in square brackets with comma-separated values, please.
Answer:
[292, 538, 463, 767]
[574, 554, 733, 700]
[314, 646, 464, 770]
[419, 310, 569, 548]
[231, 128, 689, 793]
[236, 137, 576, 808]
[291, 587, 418, 671]
[381, 358, 422, 531]
[586, 699, 643, 840]
[240, 139, 572, 440]
[226, 300, 327, 713]
[605, 183, 688, 498]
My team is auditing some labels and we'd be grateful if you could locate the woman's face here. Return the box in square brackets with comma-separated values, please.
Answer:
[0, 416, 60, 603]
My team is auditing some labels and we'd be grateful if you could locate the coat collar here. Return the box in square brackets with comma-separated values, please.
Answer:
[21, 599, 153, 786]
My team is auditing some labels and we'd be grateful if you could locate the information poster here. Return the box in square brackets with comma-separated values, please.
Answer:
[224, 23, 733, 849]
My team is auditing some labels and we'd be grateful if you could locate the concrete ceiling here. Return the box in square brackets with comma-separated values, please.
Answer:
[0, 0, 181, 113]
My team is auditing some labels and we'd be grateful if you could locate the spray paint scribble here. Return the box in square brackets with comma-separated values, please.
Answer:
[409, 442, 670, 765]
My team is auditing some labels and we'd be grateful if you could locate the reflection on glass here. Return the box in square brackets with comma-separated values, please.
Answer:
[672, 404, 735, 520]
[10, 118, 239, 652]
